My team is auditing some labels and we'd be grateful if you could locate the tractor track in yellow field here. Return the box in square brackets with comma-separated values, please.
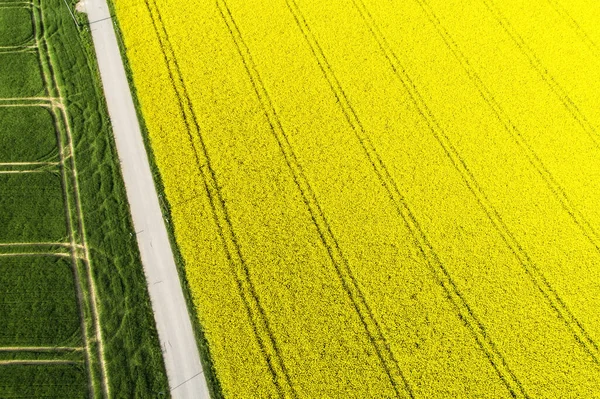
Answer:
[481, 0, 599, 148]
[352, 0, 600, 371]
[145, 0, 296, 395]
[545, 0, 599, 57]
[219, 0, 418, 396]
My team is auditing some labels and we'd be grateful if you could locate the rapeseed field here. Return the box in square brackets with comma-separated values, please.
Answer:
[113, 0, 600, 397]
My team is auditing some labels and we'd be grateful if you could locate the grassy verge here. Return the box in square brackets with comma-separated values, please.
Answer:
[101, 1, 224, 397]
[38, 0, 170, 396]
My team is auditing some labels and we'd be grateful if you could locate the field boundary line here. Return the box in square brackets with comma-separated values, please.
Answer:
[0, 97, 56, 101]
[0, 43, 36, 50]
[38, 2, 112, 396]
[0, 242, 73, 247]
[297, 0, 530, 395]
[414, 0, 600, 352]
[0, 102, 50, 108]
[0, 359, 82, 366]
[480, 0, 599, 148]
[545, 0, 599, 57]
[40, 36, 111, 399]
[0, 347, 84, 352]
[218, 0, 412, 396]
[0, 162, 60, 166]
[0, 45, 37, 54]
[0, 169, 57, 174]
[0, 252, 71, 258]
[0, 3, 31, 9]
[144, 0, 292, 396]
[357, 0, 599, 377]
[40, 0, 111, 398]
[31, 1, 105, 397]
[0, 49, 37, 54]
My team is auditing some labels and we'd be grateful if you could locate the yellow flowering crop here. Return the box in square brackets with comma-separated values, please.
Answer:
[113, 0, 600, 397]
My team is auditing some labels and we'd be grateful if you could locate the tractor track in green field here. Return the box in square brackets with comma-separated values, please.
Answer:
[29, 6, 98, 393]
[0, 242, 80, 247]
[0, 252, 71, 258]
[0, 2, 32, 6]
[0, 98, 62, 109]
[0, 169, 57, 174]
[0, 41, 36, 49]
[0, 359, 83, 366]
[0, 161, 59, 166]
[0, 46, 37, 54]
[0, 1, 113, 397]
[0, 347, 83, 352]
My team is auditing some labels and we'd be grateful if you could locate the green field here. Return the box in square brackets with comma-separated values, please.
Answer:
[0, 52, 45, 97]
[0, 107, 58, 162]
[0, 256, 80, 346]
[0, 364, 88, 398]
[0, 0, 168, 397]
[0, 7, 33, 46]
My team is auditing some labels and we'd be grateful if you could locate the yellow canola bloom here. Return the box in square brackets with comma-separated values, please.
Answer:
[114, 0, 600, 397]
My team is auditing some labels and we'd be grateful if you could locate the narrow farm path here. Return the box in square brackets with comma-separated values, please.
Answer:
[84, 0, 209, 397]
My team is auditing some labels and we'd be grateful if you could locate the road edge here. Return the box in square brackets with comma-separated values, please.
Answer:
[83, 0, 210, 397]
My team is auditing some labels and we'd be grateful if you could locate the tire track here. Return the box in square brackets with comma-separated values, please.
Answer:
[143, 0, 294, 397]
[413, 0, 600, 354]
[285, 0, 536, 397]
[0, 46, 37, 54]
[356, 0, 600, 372]
[0, 162, 59, 166]
[0, 44, 36, 50]
[0, 98, 58, 110]
[545, 0, 600, 57]
[41, 21, 111, 399]
[32, 2, 108, 396]
[0, 359, 82, 366]
[0, 169, 55, 174]
[0, 347, 83, 352]
[0, 2, 32, 6]
[0, 252, 71, 258]
[218, 0, 411, 397]
[0, 242, 74, 247]
[300, 0, 533, 395]
[480, 0, 600, 149]
[0, 97, 56, 102]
